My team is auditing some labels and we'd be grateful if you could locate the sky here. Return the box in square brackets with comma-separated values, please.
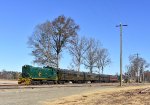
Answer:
[0, 0, 150, 75]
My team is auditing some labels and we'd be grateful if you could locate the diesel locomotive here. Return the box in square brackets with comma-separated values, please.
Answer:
[18, 65, 118, 85]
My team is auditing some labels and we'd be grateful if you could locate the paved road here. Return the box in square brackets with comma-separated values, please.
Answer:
[0, 84, 115, 105]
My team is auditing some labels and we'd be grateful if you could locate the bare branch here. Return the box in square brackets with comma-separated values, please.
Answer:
[68, 36, 89, 72]
[83, 38, 99, 73]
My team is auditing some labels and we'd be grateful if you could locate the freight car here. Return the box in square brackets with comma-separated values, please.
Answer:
[18, 65, 118, 85]
[57, 68, 97, 83]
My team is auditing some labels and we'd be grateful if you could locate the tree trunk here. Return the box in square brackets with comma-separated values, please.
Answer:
[99, 69, 101, 82]
[143, 72, 144, 83]
[56, 53, 59, 69]
[102, 66, 104, 74]
[77, 63, 80, 78]
[90, 67, 92, 73]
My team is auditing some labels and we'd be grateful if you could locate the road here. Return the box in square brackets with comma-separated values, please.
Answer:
[0, 84, 116, 105]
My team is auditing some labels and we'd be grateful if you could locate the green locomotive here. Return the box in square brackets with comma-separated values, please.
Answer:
[18, 65, 58, 85]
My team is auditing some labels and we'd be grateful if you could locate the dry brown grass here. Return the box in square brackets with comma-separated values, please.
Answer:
[44, 85, 150, 105]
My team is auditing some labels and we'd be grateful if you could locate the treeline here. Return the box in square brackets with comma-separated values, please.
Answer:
[0, 70, 21, 80]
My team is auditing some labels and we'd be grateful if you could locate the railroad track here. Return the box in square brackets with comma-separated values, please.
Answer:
[0, 83, 93, 89]
[0, 84, 21, 89]
[0, 82, 150, 90]
[0, 83, 119, 89]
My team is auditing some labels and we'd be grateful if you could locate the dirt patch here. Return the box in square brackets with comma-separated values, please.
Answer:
[0, 79, 17, 85]
[94, 89, 150, 105]
[44, 85, 150, 105]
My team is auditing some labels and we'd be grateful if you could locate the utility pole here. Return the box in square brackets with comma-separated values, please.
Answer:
[116, 23, 127, 87]
[136, 53, 140, 83]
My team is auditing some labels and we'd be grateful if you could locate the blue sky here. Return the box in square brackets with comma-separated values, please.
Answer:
[0, 0, 150, 74]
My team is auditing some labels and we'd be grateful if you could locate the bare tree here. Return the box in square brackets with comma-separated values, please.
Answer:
[28, 15, 79, 68]
[49, 15, 79, 68]
[126, 54, 149, 82]
[84, 38, 99, 73]
[69, 36, 89, 72]
[96, 48, 111, 74]
[28, 21, 56, 67]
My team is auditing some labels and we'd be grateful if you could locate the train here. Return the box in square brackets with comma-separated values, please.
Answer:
[18, 65, 119, 85]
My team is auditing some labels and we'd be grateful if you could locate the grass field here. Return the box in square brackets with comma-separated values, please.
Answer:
[44, 85, 150, 105]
